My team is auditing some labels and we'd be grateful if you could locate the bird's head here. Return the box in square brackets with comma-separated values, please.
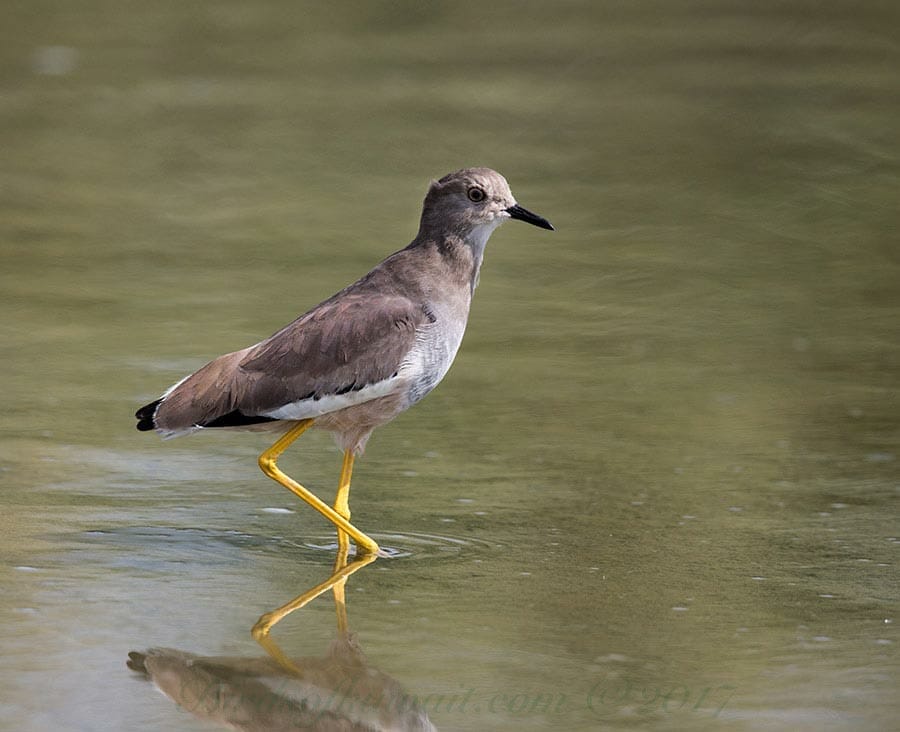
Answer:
[418, 167, 553, 250]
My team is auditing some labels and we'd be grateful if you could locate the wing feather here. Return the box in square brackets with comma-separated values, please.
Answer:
[152, 292, 426, 432]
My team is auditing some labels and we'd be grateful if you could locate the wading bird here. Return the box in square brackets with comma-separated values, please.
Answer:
[135, 168, 553, 556]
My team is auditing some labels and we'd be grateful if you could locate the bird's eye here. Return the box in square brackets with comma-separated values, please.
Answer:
[467, 187, 485, 203]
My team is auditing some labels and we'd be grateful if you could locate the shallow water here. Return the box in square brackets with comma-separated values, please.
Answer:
[2, 2, 898, 730]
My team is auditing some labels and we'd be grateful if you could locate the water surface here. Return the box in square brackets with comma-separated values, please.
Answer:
[2, 2, 898, 730]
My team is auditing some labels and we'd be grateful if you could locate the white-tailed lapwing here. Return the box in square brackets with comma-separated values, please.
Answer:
[135, 168, 553, 556]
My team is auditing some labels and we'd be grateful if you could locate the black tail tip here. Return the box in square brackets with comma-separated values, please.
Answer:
[126, 651, 148, 674]
[135, 399, 162, 432]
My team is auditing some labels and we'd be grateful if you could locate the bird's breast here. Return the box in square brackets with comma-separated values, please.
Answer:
[401, 300, 470, 405]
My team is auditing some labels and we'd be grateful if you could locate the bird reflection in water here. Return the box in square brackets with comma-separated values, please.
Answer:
[128, 540, 436, 731]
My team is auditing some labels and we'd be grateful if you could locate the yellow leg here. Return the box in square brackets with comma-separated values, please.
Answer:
[258, 421, 379, 557]
[333, 450, 354, 556]
[332, 450, 355, 633]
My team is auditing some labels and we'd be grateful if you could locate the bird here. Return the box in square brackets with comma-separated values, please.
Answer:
[135, 167, 553, 557]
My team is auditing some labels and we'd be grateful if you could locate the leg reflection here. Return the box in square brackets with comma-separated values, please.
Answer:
[252, 466, 377, 671]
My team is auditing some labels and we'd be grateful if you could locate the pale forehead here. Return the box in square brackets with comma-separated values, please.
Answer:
[443, 167, 512, 197]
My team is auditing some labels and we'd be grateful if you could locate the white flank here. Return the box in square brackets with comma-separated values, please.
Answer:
[260, 373, 406, 421]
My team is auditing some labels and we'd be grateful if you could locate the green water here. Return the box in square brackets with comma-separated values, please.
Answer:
[2, 2, 898, 730]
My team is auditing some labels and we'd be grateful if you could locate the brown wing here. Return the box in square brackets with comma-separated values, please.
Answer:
[237, 292, 424, 408]
[151, 293, 425, 432]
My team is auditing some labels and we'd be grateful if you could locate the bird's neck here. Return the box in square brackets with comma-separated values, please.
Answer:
[413, 220, 502, 296]
[433, 233, 486, 296]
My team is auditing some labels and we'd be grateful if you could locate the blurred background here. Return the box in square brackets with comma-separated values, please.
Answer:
[1, 2, 898, 730]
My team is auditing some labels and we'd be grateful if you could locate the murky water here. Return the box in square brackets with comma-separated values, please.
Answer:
[2, 3, 898, 730]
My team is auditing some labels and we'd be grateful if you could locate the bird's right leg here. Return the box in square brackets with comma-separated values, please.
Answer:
[332, 450, 355, 632]
[257, 420, 380, 557]
[333, 450, 354, 555]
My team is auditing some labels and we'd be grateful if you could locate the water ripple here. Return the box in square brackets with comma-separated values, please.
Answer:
[69, 526, 495, 570]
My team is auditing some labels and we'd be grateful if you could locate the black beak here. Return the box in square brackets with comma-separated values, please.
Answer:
[506, 204, 554, 231]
